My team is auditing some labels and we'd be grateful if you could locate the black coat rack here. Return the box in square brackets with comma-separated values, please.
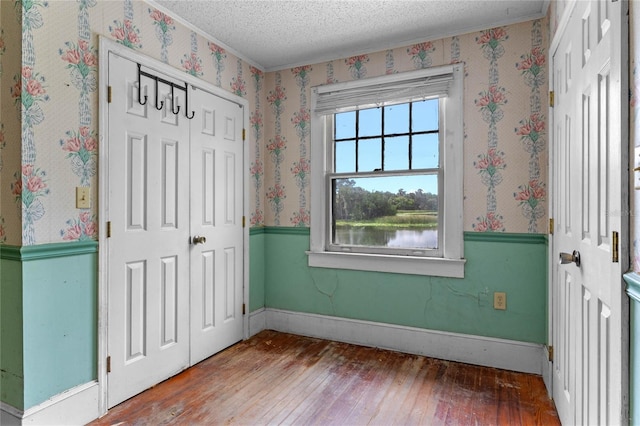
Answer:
[137, 63, 195, 119]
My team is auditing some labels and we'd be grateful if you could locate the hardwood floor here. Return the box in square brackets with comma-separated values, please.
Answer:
[91, 330, 560, 425]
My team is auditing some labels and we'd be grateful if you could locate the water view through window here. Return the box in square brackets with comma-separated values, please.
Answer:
[331, 176, 439, 250]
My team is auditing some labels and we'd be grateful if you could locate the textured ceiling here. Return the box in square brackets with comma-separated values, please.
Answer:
[151, 0, 548, 71]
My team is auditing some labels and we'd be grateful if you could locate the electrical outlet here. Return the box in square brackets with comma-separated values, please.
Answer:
[494, 292, 506, 310]
[76, 186, 91, 209]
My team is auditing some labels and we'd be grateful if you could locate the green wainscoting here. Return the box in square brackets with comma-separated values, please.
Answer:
[249, 228, 265, 312]
[1, 230, 547, 412]
[260, 228, 547, 344]
[0, 247, 24, 409]
[0, 242, 98, 411]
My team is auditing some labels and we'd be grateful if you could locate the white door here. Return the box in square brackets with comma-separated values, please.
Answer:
[189, 87, 244, 365]
[551, 1, 628, 424]
[106, 51, 244, 407]
[106, 52, 191, 407]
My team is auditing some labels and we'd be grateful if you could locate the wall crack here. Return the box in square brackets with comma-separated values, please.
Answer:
[309, 271, 337, 315]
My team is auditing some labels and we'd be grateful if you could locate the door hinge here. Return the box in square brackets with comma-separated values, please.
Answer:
[242, 128, 246, 141]
[549, 218, 554, 235]
[106, 221, 111, 238]
[548, 346, 554, 362]
[107, 86, 112, 103]
[613, 231, 619, 263]
[242, 303, 246, 315]
[549, 91, 554, 107]
[242, 216, 246, 228]
[106, 355, 111, 373]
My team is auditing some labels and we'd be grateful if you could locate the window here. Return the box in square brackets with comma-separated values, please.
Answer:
[331, 100, 442, 256]
[308, 64, 465, 278]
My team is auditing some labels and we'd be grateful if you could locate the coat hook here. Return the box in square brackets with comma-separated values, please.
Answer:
[137, 64, 148, 106]
[185, 83, 195, 119]
[170, 85, 180, 115]
[154, 78, 164, 111]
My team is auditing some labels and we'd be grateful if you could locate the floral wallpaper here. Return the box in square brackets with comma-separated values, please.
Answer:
[249, 64, 264, 226]
[0, 0, 550, 248]
[263, 18, 549, 233]
[0, 0, 264, 246]
[1, 1, 24, 246]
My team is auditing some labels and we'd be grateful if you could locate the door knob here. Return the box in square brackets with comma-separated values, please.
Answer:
[192, 235, 206, 245]
[559, 250, 580, 267]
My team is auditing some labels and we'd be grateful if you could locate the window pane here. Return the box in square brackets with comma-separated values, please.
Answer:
[335, 111, 356, 139]
[384, 136, 409, 170]
[332, 174, 439, 249]
[384, 103, 409, 134]
[412, 99, 439, 132]
[359, 107, 382, 137]
[358, 138, 382, 172]
[335, 140, 355, 173]
[412, 133, 439, 169]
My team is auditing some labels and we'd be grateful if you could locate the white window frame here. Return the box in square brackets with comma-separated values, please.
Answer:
[307, 64, 465, 278]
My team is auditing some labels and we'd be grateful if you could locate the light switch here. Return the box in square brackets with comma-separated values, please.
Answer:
[76, 187, 91, 209]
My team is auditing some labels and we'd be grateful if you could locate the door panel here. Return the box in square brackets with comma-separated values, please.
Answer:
[107, 53, 191, 407]
[190, 87, 244, 366]
[126, 132, 147, 230]
[125, 260, 145, 361]
[201, 250, 215, 329]
[161, 139, 179, 228]
[225, 152, 237, 224]
[160, 255, 178, 346]
[551, 1, 628, 424]
[224, 247, 237, 320]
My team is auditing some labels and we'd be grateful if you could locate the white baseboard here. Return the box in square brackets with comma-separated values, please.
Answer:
[249, 307, 266, 337]
[1, 381, 100, 425]
[0, 402, 22, 426]
[262, 308, 544, 375]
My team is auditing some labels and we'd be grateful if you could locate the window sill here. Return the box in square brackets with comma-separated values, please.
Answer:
[306, 250, 466, 278]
